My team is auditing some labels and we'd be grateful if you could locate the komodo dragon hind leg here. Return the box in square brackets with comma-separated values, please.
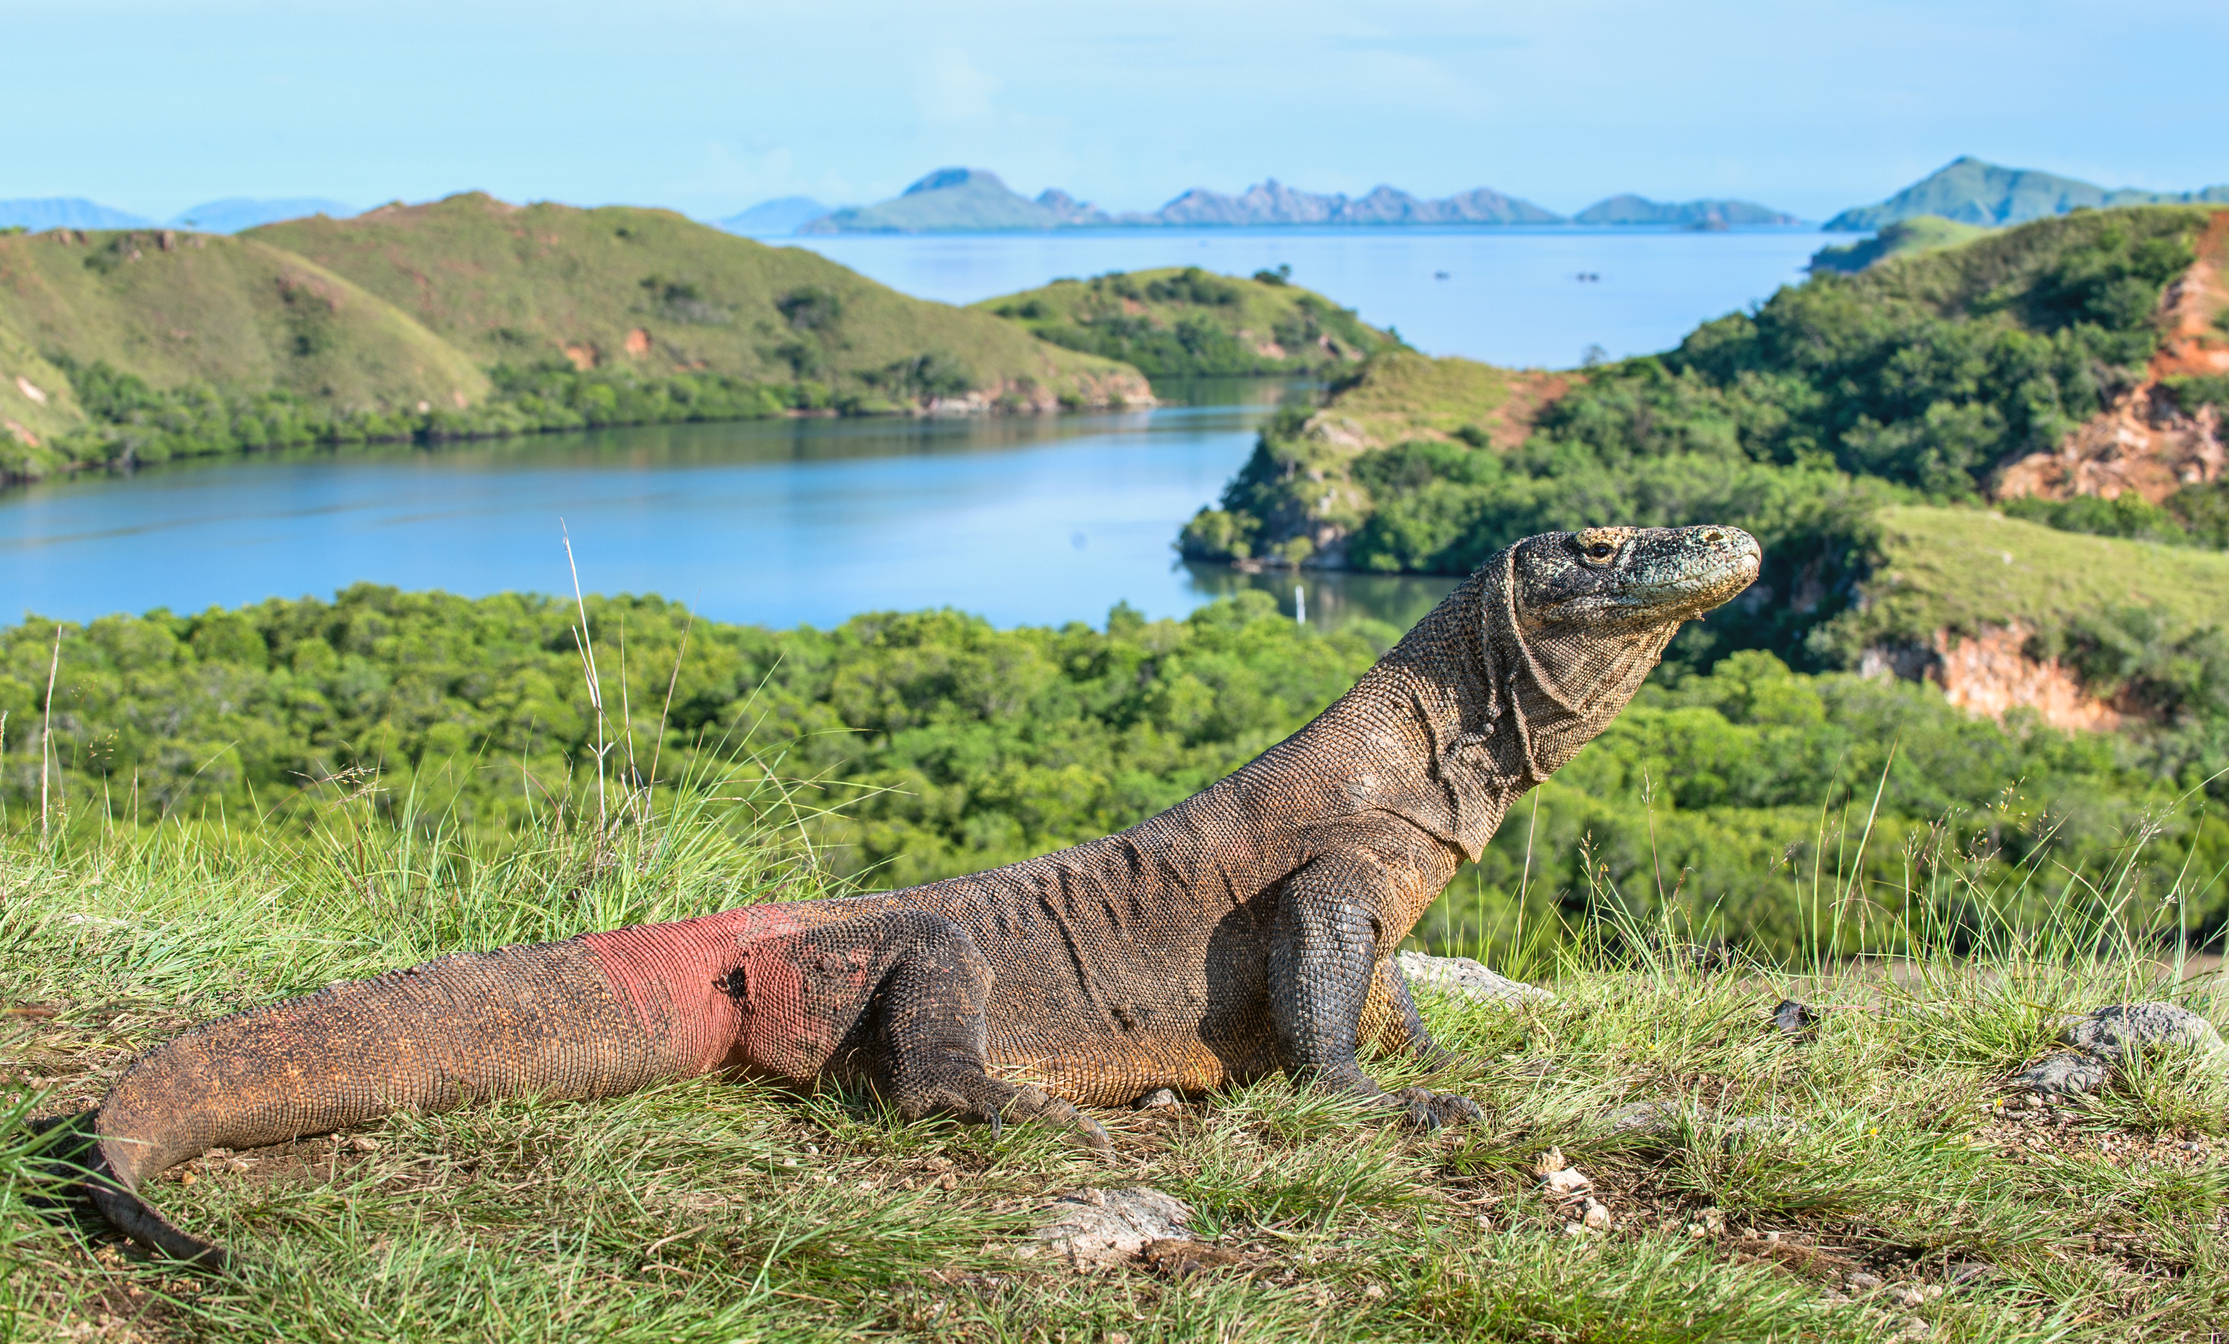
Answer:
[844, 911, 1112, 1152]
[1370, 955, 1459, 1071]
[1267, 846, 1483, 1131]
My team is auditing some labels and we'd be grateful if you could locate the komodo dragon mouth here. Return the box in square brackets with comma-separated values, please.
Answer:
[66, 524, 1758, 1269]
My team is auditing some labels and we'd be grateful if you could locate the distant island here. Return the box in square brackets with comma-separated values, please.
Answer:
[0, 196, 356, 234]
[1825, 156, 2229, 231]
[735, 168, 1804, 235]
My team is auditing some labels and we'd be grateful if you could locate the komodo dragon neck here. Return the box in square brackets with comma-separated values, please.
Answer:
[1195, 543, 1678, 868]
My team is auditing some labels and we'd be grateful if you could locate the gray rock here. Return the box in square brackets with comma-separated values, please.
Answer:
[2060, 1002, 2225, 1064]
[2018, 1002, 2224, 1096]
[1396, 951, 1553, 1004]
[1604, 1100, 1680, 1137]
[2019, 1053, 2111, 1096]
[1771, 998, 1816, 1038]
[1135, 1087, 1180, 1110]
[1032, 1187, 1193, 1268]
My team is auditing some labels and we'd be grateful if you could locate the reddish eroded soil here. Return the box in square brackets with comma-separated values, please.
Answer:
[1995, 211, 2229, 504]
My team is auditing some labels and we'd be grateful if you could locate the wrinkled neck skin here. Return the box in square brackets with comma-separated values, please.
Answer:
[1306, 548, 1678, 863]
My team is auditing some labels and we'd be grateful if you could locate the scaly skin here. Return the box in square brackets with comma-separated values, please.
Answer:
[81, 524, 1759, 1265]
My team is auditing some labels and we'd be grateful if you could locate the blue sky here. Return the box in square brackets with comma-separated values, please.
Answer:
[8, 0, 2225, 223]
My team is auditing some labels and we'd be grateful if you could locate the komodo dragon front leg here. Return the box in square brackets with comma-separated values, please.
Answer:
[1267, 823, 1481, 1128]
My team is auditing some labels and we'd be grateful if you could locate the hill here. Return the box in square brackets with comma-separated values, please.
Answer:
[252, 192, 1141, 407]
[1571, 195, 1803, 227]
[1806, 214, 1987, 274]
[0, 198, 151, 231]
[1826, 156, 2229, 231]
[1143, 180, 1562, 227]
[169, 198, 357, 232]
[798, 169, 1082, 233]
[1181, 205, 2228, 679]
[0, 226, 488, 418]
[718, 195, 831, 235]
[792, 172, 1567, 233]
[975, 265, 1400, 377]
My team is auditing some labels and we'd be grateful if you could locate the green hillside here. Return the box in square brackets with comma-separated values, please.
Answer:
[976, 265, 1399, 377]
[0, 196, 1153, 486]
[1807, 214, 1988, 274]
[1826, 155, 2229, 231]
[1182, 205, 2228, 670]
[0, 229, 486, 409]
[252, 193, 1141, 403]
[798, 168, 1069, 233]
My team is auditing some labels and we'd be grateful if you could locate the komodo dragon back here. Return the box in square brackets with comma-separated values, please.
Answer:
[73, 524, 1758, 1264]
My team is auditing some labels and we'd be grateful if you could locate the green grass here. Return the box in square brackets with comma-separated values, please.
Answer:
[1829, 504, 2229, 651]
[0, 229, 488, 428]
[974, 267, 1399, 378]
[1808, 215, 1992, 275]
[5, 793, 2227, 1342]
[253, 194, 1143, 406]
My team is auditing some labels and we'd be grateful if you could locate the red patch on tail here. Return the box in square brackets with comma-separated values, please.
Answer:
[580, 905, 819, 1078]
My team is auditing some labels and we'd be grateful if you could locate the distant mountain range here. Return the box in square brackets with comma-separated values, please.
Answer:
[745, 168, 1803, 235]
[0, 197, 356, 233]
[0, 198, 152, 230]
[1826, 157, 2229, 231]
[721, 195, 834, 235]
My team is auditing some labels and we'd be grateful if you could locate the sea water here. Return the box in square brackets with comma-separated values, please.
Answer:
[781, 226, 1829, 369]
[0, 229, 1831, 630]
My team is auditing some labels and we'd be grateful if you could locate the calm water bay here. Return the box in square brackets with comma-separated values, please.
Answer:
[2, 229, 1832, 631]
[0, 385, 1456, 634]
[782, 226, 1831, 368]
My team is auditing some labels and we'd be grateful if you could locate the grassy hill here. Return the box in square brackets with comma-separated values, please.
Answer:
[253, 193, 1141, 405]
[0, 195, 1151, 485]
[1826, 156, 2229, 231]
[1182, 206, 2229, 669]
[977, 265, 1400, 377]
[1807, 214, 1988, 274]
[0, 227, 486, 413]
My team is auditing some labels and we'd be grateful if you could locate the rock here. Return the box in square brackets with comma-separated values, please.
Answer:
[2060, 1002, 2225, 1065]
[2015, 1051, 2111, 1096]
[1135, 1088, 1179, 1110]
[1581, 1197, 1613, 1230]
[1033, 1187, 1194, 1268]
[1896, 1317, 1931, 1339]
[1396, 951, 1553, 1004]
[1771, 999, 1816, 1038]
[1946, 1261, 1994, 1287]
[1604, 1100, 1679, 1137]
[1534, 1147, 1569, 1175]
[345, 1135, 380, 1153]
[1846, 1271, 1884, 1292]
[2017, 1001, 2225, 1096]
[1542, 1168, 1592, 1199]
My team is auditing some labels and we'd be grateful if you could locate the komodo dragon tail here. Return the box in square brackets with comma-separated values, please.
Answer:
[87, 910, 803, 1267]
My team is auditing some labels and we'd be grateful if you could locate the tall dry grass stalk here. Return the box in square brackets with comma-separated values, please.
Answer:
[38, 623, 60, 847]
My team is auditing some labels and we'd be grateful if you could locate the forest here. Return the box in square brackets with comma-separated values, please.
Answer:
[2, 585, 2217, 960]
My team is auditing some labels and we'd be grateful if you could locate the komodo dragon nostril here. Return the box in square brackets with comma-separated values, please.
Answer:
[1701, 529, 1724, 544]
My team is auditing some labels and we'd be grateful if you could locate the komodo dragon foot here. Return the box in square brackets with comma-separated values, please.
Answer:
[1308, 1066, 1483, 1132]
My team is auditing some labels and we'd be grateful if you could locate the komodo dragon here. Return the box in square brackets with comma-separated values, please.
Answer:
[79, 523, 1758, 1265]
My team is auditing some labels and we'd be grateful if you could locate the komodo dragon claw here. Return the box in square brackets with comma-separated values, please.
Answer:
[1393, 1087, 1485, 1131]
[79, 525, 1756, 1263]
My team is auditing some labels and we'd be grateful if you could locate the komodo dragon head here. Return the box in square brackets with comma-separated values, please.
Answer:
[1490, 523, 1760, 778]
